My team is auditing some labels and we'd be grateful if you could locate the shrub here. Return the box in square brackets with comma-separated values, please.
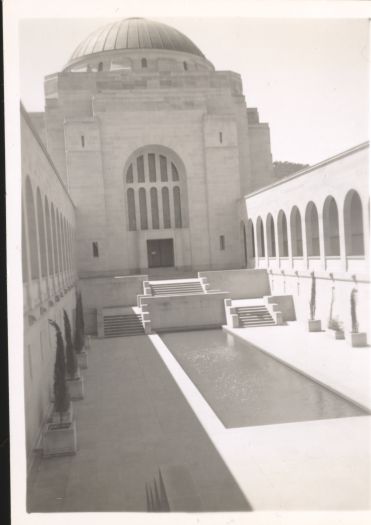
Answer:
[74, 292, 85, 354]
[64, 310, 78, 379]
[351, 288, 359, 333]
[49, 320, 70, 422]
[309, 272, 316, 321]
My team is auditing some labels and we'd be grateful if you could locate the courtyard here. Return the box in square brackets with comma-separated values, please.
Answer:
[28, 323, 370, 512]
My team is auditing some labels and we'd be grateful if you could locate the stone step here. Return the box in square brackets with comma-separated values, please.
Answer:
[103, 314, 145, 337]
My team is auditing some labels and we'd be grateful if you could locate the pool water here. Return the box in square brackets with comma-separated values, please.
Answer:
[161, 329, 367, 428]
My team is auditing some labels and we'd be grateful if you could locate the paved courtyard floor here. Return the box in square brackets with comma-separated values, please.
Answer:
[28, 336, 250, 512]
[28, 323, 371, 513]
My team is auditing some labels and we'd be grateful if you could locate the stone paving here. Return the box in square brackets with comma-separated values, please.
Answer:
[27, 335, 251, 512]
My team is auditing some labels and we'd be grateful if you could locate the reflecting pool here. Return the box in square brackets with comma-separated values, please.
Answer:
[161, 329, 367, 428]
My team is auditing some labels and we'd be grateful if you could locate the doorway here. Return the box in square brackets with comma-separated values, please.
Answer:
[147, 239, 174, 268]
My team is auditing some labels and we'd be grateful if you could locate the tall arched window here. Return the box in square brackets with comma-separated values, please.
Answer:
[139, 188, 148, 230]
[162, 187, 171, 228]
[45, 198, 54, 276]
[36, 189, 48, 277]
[173, 187, 182, 228]
[305, 202, 320, 256]
[247, 219, 255, 258]
[51, 204, 59, 275]
[344, 190, 364, 256]
[256, 216, 265, 257]
[124, 147, 188, 231]
[25, 178, 39, 280]
[127, 189, 136, 231]
[323, 196, 340, 256]
[150, 188, 160, 229]
[277, 210, 288, 257]
[290, 206, 303, 256]
[266, 213, 276, 257]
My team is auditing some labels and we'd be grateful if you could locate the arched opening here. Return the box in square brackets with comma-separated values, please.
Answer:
[305, 202, 320, 256]
[124, 146, 188, 230]
[183, 61, 188, 71]
[25, 178, 40, 280]
[141, 58, 148, 68]
[256, 216, 265, 257]
[247, 219, 255, 259]
[277, 210, 288, 257]
[36, 188, 48, 277]
[50, 204, 59, 275]
[45, 198, 54, 276]
[22, 203, 29, 282]
[290, 206, 303, 256]
[344, 190, 364, 256]
[240, 221, 248, 267]
[98, 61, 104, 72]
[323, 196, 340, 256]
[266, 213, 276, 257]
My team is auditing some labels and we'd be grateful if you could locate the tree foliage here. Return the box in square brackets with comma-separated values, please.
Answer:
[49, 319, 70, 421]
[74, 292, 85, 354]
[351, 288, 359, 333]
[64, 309, 78, 379]
[309, 272, 316, 321]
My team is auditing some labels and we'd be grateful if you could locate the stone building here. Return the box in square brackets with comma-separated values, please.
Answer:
[21, 17, 369, 471]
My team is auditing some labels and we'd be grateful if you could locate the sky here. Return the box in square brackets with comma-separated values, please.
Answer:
[19, 16, 369, 165]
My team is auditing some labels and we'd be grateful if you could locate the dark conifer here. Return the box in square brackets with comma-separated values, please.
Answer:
[64, 310, 77, 379]
[49, 319, 70, 422]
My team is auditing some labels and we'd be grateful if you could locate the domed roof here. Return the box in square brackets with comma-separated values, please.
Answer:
[68, 17, 205, 66]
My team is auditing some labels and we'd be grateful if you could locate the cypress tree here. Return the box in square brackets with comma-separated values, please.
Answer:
[49, 320, 70, 422]
[64, 309, 77, 379]
[351, 288, 359, 333]
[309, 272, 316, 321]
[74, 292, 85, 354]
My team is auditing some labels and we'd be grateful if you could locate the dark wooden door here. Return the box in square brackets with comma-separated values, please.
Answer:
[147, 239, 174, 268]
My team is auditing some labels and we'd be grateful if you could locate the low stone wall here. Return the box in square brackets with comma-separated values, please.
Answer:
[198, 269, 270, 299]
[140, 292, 231, 332]
[268, 270, 370, 338]
[79, 274, 148, 334]
[265, 295, 296, 321]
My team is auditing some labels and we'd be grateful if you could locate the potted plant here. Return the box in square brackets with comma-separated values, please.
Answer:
[42, 320, 77, 457]
[308, 272, 321, 332]
[75, 292, 88, 369]
[347, 288, 367, 347]
[328, 317, 345, 340]
[64, 310, 85, 400]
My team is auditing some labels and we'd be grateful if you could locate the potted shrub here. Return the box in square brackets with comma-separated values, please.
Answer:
[42, 320, 77, 457]
[64, 310, 85, 400]
[328, 317, 345, 340]
[75, 292, 88, 369]
[308, 272, 321, 332]
[347, 288, 367, 347]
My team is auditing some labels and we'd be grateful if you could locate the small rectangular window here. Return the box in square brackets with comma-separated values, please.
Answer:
[92, 242, 99, 257]
[81, 135, 85, 148]
[219, 132, 223, 144]
[220, 235, 225, 250]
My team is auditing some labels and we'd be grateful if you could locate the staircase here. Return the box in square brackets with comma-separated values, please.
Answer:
[236, 305, 276, 328]
[149, 279, 204, 296]
[103, 313, 145, 337]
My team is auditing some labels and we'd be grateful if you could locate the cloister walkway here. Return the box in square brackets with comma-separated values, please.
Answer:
[28, 335, 250, 512]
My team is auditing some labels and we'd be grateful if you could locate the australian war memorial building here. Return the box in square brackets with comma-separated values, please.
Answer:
[41, 17, 274, 277]
[21, 16, 369, 503]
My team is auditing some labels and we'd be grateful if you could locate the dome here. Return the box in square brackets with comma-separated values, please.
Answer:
[67, 17, 205, 67]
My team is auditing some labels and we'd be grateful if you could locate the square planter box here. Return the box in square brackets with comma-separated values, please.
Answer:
[347, 332, 367, 347]
[77, 350, 88, 369]
[334, 330, 345, 340]
[42, 420, 77, 457]
[67, 375, 85, 400]
[308, 319, 322, 332]
[48, 403, 74, 425]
